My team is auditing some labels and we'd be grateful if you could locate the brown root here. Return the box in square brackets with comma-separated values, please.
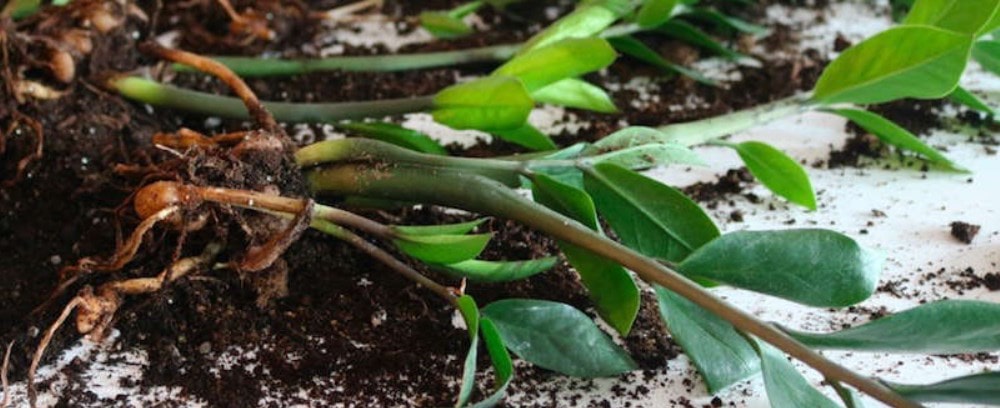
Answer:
[2, 113, 44, 187]
[237, 199, 313, 272]
[29, 240, 223, 406]
[41, 206, 181, 314]
[138, 42, 279, 133]
[28, 296, 83, 408]
[1, 341, 11, 408]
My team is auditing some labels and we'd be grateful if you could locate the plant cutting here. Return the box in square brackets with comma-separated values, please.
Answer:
[17, 3, 1000, 408]
[4, 1, 1000, 407]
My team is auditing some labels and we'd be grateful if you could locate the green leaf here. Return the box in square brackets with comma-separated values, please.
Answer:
[456, 295, 481, 407]
[608, 36, 718, 85]
[495, 38, 617, 92]
[587, 143, 705, 170]
[420, 11, 474, 39]
[394, 233, 492, 264]
[393, 219, 486, 236]
[751, 338, 842, 408]
[825, 108, 965, 171]
[892, 372, 1000, 405]
[433, 76, 534, 131]
[785, 300, 1000, 353]
[902, 0, 1000, 35]
[731, 141, 816, 210]
[437, 257, 558, 283]
[655, 287, 760, 392]
[812, 26, 972, 105]
[519, 2, 624, 52]
[481, 299, 638, 377]
[532, 174, 640, 335]
[491, 124, 558, 151]
[469, 318, 514, 408]
[678, 229, 881, 307]
[583, 163, 720, 263]
[973, 40, 1000, 76]
[683, 9, 768, 36]
[3, 0, 41, 20]
[636, 0, 679, 28]
[339, 122, 448, 155]
[950, 86, 996, 115]
[532, 78, 619, 113]
[655, 20, 748, 60]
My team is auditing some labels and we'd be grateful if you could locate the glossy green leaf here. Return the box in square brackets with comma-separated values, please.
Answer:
[583, 163, 720, 262]
[491, 124, 558, 151]
[495, 38, 617, 92]
[973, 40, 1000, 76]
[420, 11, 474, 39]
[683, 9, 768, 36]
[751, 338, 841, 408]
[481, 299, 638, 377]
[655, 287, 760, 392]
[608, 36, 718, 85]
[3, 0, 41, 20]
[469, 318, 514, 408]
[785, 300, 1000, 353]
[902, 0, 1000, 35]
[394, 233, 492, 264]
[825, 108, 964, 171]
[532, 174, 640, 335]
[520, 2, 624, 52]
[678, 229, 881, 307]
[438, 257, 558, 283]
[950, 86, 996, 115]
[892, 372, 1000, 404]
[532, 78, 619, 113]
[655, 20, 747, 60]
[812, 26, 972, 105]
[393, 219, 486, 236]
[731, 141, 816, 210]
[456, 295, 481, 407]
[339, 122, 447, 155]
[433, 76, 533, 131]
[587, 143, 705, 170]
[636, 0, 678, 28]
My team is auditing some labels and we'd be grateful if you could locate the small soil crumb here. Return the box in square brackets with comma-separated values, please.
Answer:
[950, 221, 981, 244]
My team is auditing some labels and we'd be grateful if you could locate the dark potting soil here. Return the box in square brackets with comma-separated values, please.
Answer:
[0, 1, 970, 407]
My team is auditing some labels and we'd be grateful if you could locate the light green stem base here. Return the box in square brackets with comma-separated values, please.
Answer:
[111, 76, 435, 123]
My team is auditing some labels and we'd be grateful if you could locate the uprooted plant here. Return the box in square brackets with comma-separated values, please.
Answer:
[11, 0, 1000, 407]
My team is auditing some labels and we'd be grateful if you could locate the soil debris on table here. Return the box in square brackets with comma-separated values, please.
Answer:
[950, 221, 982, 244]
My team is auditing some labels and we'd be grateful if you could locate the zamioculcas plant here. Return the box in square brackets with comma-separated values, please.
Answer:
[29, 5, 1000, 406]
[115, 0, 994, 213]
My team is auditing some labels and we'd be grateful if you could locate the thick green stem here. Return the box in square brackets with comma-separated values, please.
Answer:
[174, 44, 521, 77]
[296, 139, 525, 186]
[110, 76, 435, 123]
[305, 163, 921, 408]
[657, 94, 815, 146]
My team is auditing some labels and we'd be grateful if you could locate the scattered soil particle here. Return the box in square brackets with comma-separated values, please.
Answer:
[950, 221, 981, 244]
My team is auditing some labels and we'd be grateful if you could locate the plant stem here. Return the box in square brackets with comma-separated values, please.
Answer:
[175, 44, 522, 77]
[176, 23, 645, 78]
[109, 76, 436, 123]
[308, 217, 457, 304]
[657, 94, 815, 146]
[296, 138, 525, 186]
[178, 184, 456, 302]
[305, 163, 922, 408]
